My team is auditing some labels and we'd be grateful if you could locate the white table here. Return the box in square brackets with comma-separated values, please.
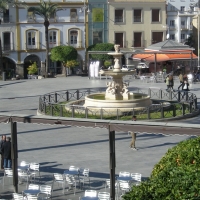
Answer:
[81, 197, 99, 200]
[18, 166, 29, 171]
[64, 170, 79, 176]
[23, 189, 41, 196]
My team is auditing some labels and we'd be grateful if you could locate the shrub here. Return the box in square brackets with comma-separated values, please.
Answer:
[27, 62, 38, 75]
[123, 137, 200, 200]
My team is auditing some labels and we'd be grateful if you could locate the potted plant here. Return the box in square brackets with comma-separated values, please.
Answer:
[27, 62, 38, 78]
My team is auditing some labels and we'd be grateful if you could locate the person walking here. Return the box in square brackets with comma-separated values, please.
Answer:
[165, 75, 169, 91]
[129, 116, 137, 151]
[0, 135, 6, 169]
[168, 75, 174, 91]
[178, 80, 190, 100]
[2, 137, 12, 168]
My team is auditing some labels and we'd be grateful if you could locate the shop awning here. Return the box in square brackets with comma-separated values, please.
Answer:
[133, 52, 198, 62]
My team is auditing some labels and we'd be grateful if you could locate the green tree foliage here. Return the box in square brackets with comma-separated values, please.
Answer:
[50, 45, 77, 66]
[27, 62, 38, 75]
[87, 43, 114, 62]
[123, 137, 200, 200]
[184, 34, 194, 47]
[104, 60, 112, 68]
[66, 60, 79, 68]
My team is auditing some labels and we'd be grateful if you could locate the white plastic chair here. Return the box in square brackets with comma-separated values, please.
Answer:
[119, 171, 130, 177]
[118, 180, 131, 195]
[20, 161, 30, 168]
[29, 163, 40, 182]
[52, 173, 65, 194]
[38, 185, 52, 199]
[131, 173, 142, 185]
[26, 194, 38, 200]
[65, 174, 77, 195]
[28, 184, 40, 190]
[98, 192, 110, 200]
[69, 165, 79, 172]
[12, 193, 24, 200]
[79, 168, 90, 189]
[3, 168, 13, 186]
[84, 190, 97, 197]
[18, 168, 31, 187]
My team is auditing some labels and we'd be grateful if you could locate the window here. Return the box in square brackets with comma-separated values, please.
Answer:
[70, 30, 78, 45]
[115, 9, 123, 23]
[93, 30, 103, 44]
[49, 31, 57, 47]
[170, 20, 175, 26]
[134, 9, 141, 22]
[181, 34, 185, 39]
[152, 9, 160, 22]
[2, 32, 12, 51]
[27, 30, 37, 49]
[70, 9, 78, 22]
[133, 32, 142, 47]
[180, 6, 185, 11]
[181, 21, 186, 29]
[152, 32, 163, 44]
[169, 34, 175, 40]
[3, 9, 9, 23]
[27, 8, 35, 22]
[115, 33, 124, 47]
[170, 6, 176, 11]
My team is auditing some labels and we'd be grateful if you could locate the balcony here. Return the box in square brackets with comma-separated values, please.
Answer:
[70, 16, 79, 22]
[2, 16, 12, 23]
[133, 16, 141, 22]
[132, 40, 146, 48]
[2, 44, 13, 51]
[115, 17, 123, 23]
[169, 25, 176, 30]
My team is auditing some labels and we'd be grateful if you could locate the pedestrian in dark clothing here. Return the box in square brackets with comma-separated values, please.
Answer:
[0, 135, 6, 169]
[2, 137, 12, 168]
[178, 80, 190, 100]
[168, 75, 174, 91]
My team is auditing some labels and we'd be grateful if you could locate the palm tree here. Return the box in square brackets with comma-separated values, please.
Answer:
[28, 0, 59, 77]
[0, 0, 13, 74]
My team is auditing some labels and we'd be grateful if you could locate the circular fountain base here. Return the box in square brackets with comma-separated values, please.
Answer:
[84, 93, 152, 109]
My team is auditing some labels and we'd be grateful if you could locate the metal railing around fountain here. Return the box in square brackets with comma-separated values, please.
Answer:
[38, 87, 198, 120]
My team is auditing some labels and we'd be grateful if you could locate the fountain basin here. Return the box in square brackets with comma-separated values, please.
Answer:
[84, 93, 152, 108]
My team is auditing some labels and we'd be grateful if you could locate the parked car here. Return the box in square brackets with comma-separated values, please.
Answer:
[121, 65, 135, 71]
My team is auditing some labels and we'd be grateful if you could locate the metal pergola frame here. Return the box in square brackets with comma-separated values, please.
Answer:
[1, 114, 200, 200]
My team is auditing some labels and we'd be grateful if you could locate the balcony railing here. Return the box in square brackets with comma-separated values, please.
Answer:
[169, 25, 176, 30]
[2, 44, 13, 51]
[27, 14, 35, 22]
[132, 40, 146, 48]
[2, 16, 12, 23]
[133, 16, 141, 22]
[115, 17, 123, 23]
[70, 16, 79, 22]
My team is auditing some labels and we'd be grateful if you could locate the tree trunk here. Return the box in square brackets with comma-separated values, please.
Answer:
[44, 20, 50, 78]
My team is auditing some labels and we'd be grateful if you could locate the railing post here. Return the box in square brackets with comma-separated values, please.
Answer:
[117, 109, 119, 120]
[72, 106, 75, 118]
[173, 104, 176, 117]
[66, 91, 69, 101]
[54, 93, 57, 103]
[77, 90, 80, 100]
[195, 98, 197, 109]
[50, 104, 53, 116]
[189, 102, 192, 113]
[44, 103, 46, 114]
[60, 105, 63, 117]
[147, 107, 150, 119]
[169, 91, 172, 101]
[48, 94, 51, 103]
[186, 92, 188, 101]
[178, 91, 181, 102]
[161, 104, 164, 118]
[182, 103, 185, 115]
[159, 89, 163, 100]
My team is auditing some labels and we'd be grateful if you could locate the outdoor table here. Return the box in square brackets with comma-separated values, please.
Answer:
[81, 197, 99, 200]
[23, 189, 41, 196]
[18, 166, 29, 171]
[64, 170, 79, 176]
[117, 176, 133, 181]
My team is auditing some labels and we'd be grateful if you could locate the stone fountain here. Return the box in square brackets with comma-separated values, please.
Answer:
[83, 44, 152, 110]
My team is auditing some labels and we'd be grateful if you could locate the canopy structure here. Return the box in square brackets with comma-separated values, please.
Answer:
[132, 40, 197, 72]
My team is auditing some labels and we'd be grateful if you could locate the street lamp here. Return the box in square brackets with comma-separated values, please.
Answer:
[79, 0, 90, 72]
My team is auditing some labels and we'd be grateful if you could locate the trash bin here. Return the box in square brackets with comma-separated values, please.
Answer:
[2, 72, 6, 81]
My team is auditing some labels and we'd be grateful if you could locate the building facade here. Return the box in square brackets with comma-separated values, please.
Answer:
[1, 0, 88, 79]
[167, 0, 199, 43]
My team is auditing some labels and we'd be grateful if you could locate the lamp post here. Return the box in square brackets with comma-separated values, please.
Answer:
[79, 0, 90, 73]
[198, 13, 200, 68]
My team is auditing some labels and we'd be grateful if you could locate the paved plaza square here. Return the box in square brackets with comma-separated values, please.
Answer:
[0, 76, 199, 199]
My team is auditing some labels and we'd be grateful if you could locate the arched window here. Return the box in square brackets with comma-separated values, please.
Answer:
[49, 30, 58, 48]
[70, 30, 78, 45]
[27, 30, 37, 49]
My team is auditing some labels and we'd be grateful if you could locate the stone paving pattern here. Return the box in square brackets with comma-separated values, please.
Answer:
[0, 76, 199, 199]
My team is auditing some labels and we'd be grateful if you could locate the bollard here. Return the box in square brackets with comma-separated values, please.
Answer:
[2, 72, 6, 81]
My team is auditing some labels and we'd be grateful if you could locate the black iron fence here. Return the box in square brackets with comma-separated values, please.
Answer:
[38, 88, 198, 120]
